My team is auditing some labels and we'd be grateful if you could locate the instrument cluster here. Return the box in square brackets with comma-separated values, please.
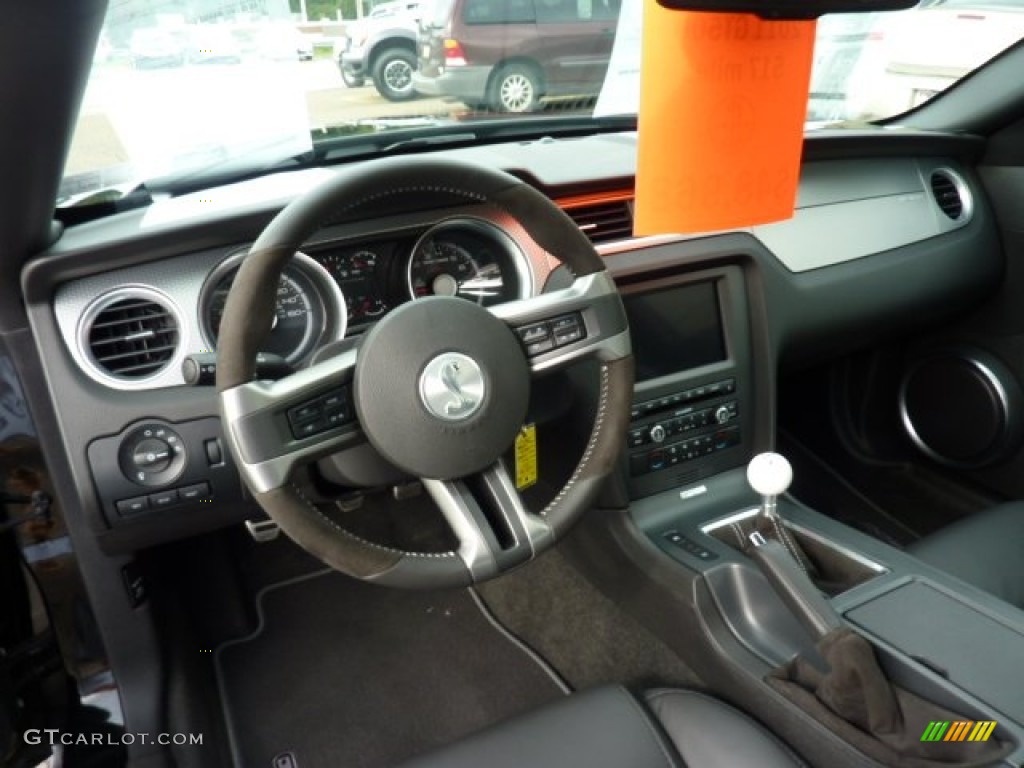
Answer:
[199, 217, 532, 365]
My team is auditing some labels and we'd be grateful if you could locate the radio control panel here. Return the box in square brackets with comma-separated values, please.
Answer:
[617, 265, 757, 500]
[628, 377, 741, 473]
[626, 375, 749, 498]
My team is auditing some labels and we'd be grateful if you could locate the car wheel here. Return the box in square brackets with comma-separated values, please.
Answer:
[490, 64, 541, 113]
[342, 69, 366, 88]
[372, 48, 417, 102]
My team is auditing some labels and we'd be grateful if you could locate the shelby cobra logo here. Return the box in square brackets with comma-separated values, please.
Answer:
[419, 352, 486, 422]
[440, 360, 477, 416]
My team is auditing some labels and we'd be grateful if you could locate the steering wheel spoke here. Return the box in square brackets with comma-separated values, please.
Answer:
[220, 348, 364, 493]
[423, 461, 552, 582]
[490, 271, 631, 375]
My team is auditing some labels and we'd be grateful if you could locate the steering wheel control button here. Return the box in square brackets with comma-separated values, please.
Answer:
[355, 296, 529, 479]
[289, 401, 322, 423]
[287, 386, 353, 440]
[419, 353, 486, 422]
[322, 391, 345, 411]
[118, 423, 187, 486]
[516, 312, 587, 357]
[526, 337, 555, 356]
[519, 323, 550, 344]
[551, 313, 585, 345]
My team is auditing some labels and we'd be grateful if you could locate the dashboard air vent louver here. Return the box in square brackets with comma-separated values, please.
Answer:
[85, 294, 180, 380]
[563, 199, 634, 244]
[930, 170, 964, 220]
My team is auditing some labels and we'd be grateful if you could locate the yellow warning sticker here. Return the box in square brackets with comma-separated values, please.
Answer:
[514, 424, 538, 491]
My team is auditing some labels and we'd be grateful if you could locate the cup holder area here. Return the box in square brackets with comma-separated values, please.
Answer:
[702, 508, 887, 596]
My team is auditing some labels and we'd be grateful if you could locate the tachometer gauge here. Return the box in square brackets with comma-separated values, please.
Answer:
[206, 271, 314, 360]
[407, 218, 530, 306]
[200, 250, 345, 364]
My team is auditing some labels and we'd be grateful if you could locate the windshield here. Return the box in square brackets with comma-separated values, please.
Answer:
[62, 0, 1024, 205]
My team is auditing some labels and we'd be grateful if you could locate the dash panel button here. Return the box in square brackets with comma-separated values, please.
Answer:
[149, 489, 179, 509]
[663, 530, 719, 562]
[179, 482, 211, 502]
[116, 496, 150, 517]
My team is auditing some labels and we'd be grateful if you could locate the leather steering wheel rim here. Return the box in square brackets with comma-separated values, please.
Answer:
[216, 156, 634, 589]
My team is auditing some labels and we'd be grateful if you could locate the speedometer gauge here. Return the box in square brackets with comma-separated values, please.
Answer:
[407, 218, 530, 306]
[409, 240, 480, 299]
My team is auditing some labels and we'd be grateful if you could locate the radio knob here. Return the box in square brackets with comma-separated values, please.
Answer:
[649, 424, 667, 443]
[715, 406, 732, 424]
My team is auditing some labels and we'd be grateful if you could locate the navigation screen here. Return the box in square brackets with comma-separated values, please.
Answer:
[623, 281, 727, 381]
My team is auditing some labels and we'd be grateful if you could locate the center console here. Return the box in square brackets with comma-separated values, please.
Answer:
[599, 252, 1024, 766]
[621, 265, 755, 499]
[622, 464, 1024, 767]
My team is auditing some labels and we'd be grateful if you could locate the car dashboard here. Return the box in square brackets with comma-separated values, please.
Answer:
[53, 207, 544, 390]
[22, 128, 1002, 555]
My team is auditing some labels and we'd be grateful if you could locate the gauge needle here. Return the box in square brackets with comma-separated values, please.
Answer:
[458, 276, 503, 298]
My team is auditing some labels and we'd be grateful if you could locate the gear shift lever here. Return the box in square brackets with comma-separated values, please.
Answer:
[746, 451, 808, 569]
[747, 451, 793, 521]
[744, 452, 842, 639]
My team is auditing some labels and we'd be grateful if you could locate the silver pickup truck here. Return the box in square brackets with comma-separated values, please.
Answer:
[337, 0, 422, 101]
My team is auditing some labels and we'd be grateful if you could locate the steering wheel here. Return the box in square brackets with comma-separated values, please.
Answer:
[216, 157, 633, 589]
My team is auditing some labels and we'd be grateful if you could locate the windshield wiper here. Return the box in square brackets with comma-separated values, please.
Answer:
[310, 114, 638, 164]
[55, 182, 155, 226]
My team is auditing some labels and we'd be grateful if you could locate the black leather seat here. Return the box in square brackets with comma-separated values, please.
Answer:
[399, 685, 805, 768]
[908, 502, 1024, 609]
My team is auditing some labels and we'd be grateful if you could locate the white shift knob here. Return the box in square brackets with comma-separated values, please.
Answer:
[747, 452, 793, 497]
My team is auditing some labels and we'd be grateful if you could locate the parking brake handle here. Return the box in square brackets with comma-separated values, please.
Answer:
[746, 452, 842, 640]
[748, 533, 842, 640]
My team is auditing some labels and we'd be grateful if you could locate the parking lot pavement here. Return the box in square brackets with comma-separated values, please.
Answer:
[67, 60, 460, 178]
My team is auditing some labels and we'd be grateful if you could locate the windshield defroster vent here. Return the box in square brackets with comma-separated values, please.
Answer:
[561, 197, 634, 244]
[81, 290, 181, 381]
[929, 170, 967, 220]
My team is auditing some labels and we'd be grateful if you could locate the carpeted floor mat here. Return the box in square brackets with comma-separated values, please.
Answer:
[476, 546, 704, 692]
[215, 569, 567, 768]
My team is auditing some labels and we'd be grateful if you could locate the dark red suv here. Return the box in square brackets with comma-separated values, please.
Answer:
[412, 0, 620, 112]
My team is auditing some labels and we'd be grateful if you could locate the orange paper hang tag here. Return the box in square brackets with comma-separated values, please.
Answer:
[634, 8, 817, 236]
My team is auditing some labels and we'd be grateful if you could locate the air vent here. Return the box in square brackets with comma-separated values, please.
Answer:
[563, 199, 634, 244]
[83, 292, 180, 380]
[930, 170, 965, 220]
